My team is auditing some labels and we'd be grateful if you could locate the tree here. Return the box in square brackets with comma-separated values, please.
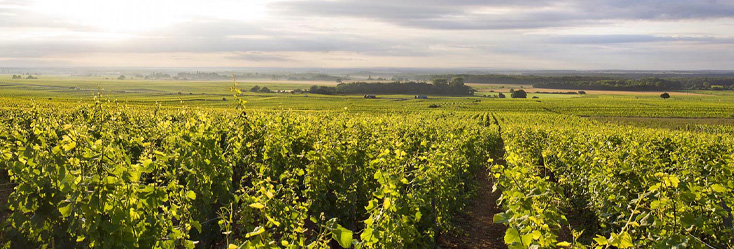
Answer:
[660, 92, 670, 99]
[260, 87, 271, 93]
[308, 85, 336, 94]
[117, 75, 126, 80]
[498, 92, 506, 98]
[450, 77, 465, 88]
[511, 89, 527, 98]
[432, 78, 448, 87]
[578, 91, 586, 95]
[250, 85, 261, 92]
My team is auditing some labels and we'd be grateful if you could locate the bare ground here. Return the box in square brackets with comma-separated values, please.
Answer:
[438, 168, 507, 249]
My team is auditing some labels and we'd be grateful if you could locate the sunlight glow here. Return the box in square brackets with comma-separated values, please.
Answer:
[32, 0, 270, 33]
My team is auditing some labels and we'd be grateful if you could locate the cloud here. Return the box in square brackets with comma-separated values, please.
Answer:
[0, 17, 423, 57]
[274, 0, 734, 30]
[1, 0, 734, 69]
[0, 6, 64, 28]
[0, 2, 102, 31]
[548, 34, 734, 44]
[324, 57, 366, 61]
[228, 52, 293, 61]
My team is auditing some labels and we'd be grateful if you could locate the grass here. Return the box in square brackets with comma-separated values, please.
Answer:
[2, 75, 734, 120]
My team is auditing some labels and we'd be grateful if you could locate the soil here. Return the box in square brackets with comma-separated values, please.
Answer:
[438, 168, 507, 249]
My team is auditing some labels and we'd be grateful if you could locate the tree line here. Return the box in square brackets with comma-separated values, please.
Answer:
[11, 75, 37, 79]
[426, 74, 734, 91]
[533, 77, 677, 91]
[533, 77, 734, 91]
[307, 77, 475, 96]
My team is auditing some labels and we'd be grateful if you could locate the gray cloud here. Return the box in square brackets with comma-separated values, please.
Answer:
[549, 34, 734, 44]
[587, 0, 734, 19]
[324, 57, 367, 61]
[273, 1, 563, 30]
[274, 0, 734, 30]
[229, 52, 293, 61]
[2, 0, 734, 69]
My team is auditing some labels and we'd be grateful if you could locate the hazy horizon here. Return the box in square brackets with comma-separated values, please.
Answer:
[2, 0, 734, 70]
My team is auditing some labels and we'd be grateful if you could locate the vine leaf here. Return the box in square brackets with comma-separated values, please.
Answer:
[332, 225, 353, 248]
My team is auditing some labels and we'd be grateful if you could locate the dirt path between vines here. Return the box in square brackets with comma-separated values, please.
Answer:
[438, 167, 507, 249]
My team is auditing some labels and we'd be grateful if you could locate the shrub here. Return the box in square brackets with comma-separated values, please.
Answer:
[511, 90, 527, 98]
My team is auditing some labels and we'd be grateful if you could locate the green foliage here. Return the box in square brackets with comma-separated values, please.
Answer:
[335, 81, 475, 96]
[432, 78, 448, 87]
[493, 113, 734, 248]
[510, 90, 527, 98]
[1, 86, 732, 248]
[0, 103, 502, 248]
[450, 77, 465, 88]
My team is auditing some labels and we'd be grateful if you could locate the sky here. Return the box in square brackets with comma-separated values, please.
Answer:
[1, 0, 733, 70]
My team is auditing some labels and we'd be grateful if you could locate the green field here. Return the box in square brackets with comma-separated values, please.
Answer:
[3, 76, 734, 119]
[1, 76, 733, 248]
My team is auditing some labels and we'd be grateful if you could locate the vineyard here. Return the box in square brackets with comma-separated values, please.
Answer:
[0, 86, 733, 248]
[494, 114, 734, 248]
[4, 0, 734, 245]
[0, 101, 502, 248]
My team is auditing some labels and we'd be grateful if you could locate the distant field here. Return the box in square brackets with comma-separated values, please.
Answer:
[1, 76, 733, 119]
[2, 76, 716, 100]
[468, 82, 709, 96]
